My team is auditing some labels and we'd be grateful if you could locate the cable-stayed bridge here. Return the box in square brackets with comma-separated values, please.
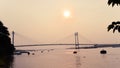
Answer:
[12, 31, 120, 49]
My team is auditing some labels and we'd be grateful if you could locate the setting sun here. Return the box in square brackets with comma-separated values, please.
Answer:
[63, 10, 71, 18]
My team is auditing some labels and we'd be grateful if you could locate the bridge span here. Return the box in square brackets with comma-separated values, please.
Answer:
[12, 31, 120, 49]
[15, 43, 120, 49]
[15, 43, 95, 47]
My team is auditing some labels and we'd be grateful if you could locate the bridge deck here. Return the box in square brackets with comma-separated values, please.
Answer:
[15, 44, 120, 48]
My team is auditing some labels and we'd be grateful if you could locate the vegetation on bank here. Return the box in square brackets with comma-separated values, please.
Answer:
[0, 21, 15, 55]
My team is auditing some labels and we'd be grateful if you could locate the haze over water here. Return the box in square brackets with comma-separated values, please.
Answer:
[14, 45, 120, 68]
[0, 0, 120, 68]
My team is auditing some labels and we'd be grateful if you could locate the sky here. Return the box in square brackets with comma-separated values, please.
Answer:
[0, 0, 120, 45]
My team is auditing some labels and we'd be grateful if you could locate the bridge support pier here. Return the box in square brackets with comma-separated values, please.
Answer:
[12, 31, 15, 45]
[75, 32, 79, 49]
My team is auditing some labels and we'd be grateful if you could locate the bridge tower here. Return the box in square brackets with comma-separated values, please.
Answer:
[75, 32, 79, 49]
[12, 31, 15, 45]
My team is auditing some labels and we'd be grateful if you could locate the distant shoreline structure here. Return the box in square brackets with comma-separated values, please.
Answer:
[68, 44, 120, 49]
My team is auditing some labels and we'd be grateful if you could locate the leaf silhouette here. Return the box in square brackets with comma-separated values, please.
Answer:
[113, 25, 119, 33]
[107, 24, 114, 31]
[108, 0, 120, 6]
[118, 26, 120, 32]
[116, 21, 120, 24]
[112, 21, 116, 25]
[108, 0, 112, 5]
[112, 2, 115, 7]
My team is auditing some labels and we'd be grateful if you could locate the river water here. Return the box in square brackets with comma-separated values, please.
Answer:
[2, 45, 120, 68]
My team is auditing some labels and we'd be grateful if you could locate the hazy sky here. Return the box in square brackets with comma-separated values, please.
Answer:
[0, 0, 120, 45]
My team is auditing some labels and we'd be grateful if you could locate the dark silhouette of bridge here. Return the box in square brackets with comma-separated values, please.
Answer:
[12, 31, 120, 49]
[14, 43, 120, 49]
[15, 43, 95, 47]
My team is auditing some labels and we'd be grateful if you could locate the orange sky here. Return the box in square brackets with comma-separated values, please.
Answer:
[0, 0, 120, 45]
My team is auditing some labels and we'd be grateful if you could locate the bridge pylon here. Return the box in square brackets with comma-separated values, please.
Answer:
[12, 31, 15, 45]
[75, 32, 79, 49]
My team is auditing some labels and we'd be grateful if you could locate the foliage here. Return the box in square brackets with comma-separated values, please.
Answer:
[108, 0, 120, 7]
[0, 21, 15, 55]
[107, 0, 120, 33]
[107, 21, 120, 33]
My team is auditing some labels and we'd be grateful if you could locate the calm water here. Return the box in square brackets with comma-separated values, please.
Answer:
[3, 45, 120, 68]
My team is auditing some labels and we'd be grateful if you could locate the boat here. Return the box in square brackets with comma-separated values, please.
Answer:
[100, 49, 107, 54]
[73, 51, 77, 54]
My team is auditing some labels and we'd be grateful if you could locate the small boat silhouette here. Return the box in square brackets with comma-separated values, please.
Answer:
[100, 49, 107, 54]
[73, 51, 77, 54]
